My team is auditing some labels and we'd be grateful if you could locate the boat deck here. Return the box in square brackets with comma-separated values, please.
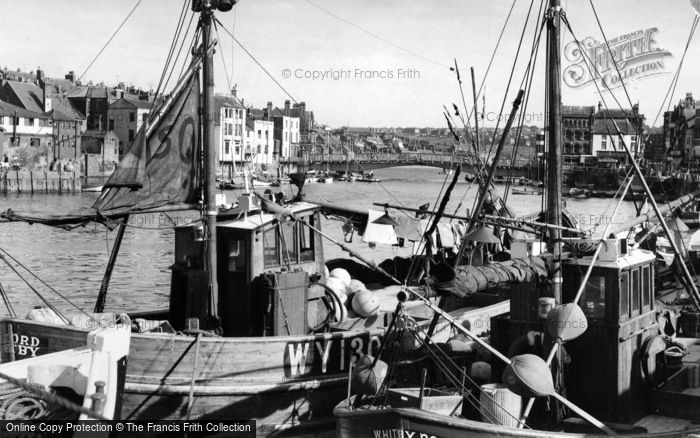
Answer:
[634, 415, 696, 434]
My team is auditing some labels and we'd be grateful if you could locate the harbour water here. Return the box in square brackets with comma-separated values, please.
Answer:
[0, 166, 638, 317]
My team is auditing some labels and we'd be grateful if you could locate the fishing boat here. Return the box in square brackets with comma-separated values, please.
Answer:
[0, 317, 130, 421]
[333, 0, 700, 436]
[566, 188, 590, 199]
[511, 186, 542, 196]
[0, 1, 530, 434]
[356, 172, 381, 183]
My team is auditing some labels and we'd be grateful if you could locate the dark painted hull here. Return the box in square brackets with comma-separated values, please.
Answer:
[334, 401, 700, 438]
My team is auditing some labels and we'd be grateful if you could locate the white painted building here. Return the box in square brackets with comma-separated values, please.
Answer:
[244, 119, 275, 166]
[215, 93, 245, 175]
[271, 102, 300, 159]
[591, 118, 641, 159]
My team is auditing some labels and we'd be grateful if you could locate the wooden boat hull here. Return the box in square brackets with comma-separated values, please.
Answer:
[334, 403, 700, 438]
[0, 318, 130, 420]
[0, 303, 507, 435]
[0, 318, 384, 435]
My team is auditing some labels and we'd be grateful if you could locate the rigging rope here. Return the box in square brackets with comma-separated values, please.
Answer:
[302, 0, 449, 69]
[484, 0, 537, 167]
[0, 248, 99, 325]
[152, 0, 190, 107]
[78, 0, 144, 83]
[0, 371, 108, 421]
[468, 0, 519, 121]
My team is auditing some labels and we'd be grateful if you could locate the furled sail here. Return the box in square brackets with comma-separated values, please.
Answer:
[0, 72, 201, 227]
[94, 73, 200, 215]
[426, 257, 548, 298]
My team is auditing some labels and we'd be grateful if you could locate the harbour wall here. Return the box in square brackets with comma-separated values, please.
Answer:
[0, 170, 81, 193]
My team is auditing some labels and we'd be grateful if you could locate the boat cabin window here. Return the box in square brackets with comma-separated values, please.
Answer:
[582, 275, 606, 319]
[263, 226, 280, 268]
[280, 221, 297, 265]
[631, 268, 640, 317]
[227, 239, 245, 272]
[263, 217, 315, 267]
[642, 265, 651, 311]
[299, 215, 315, 262]
[619, 271, 630, 321]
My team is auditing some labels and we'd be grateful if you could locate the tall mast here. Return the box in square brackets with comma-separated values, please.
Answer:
[201, 0, 219, 326]
[546, 0, 563, 303]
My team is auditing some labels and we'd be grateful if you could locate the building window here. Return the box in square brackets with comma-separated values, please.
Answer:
[235, 146, 240, 155]
[224, 140, 230, 155]
[129, 112, 135, 122]
[24, 118, 34, 126]
[257, 129, 261, 139]
[0, 116, 4, 124]
[141, 113, 148, 123]
[257, 145, 261, 154]
[285, 132, 288, 142]
[109, 118, 115, 130]
[285, 119, 288, 128]
[128, 129, 135, 141]
[264, 145, 269, 154]
[601, 136, 607, 150]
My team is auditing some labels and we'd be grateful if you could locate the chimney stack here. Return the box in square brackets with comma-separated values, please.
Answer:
[266, 101, 272, 120]
[231, 85, 237, 97]
[284, 100, 290, 116]
[36, 68, 51, 112]
[64, 70, 76, 83]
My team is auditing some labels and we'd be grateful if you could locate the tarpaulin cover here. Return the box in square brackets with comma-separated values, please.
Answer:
[427, 256, 548, 298]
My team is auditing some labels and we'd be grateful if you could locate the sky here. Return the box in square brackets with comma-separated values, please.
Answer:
[2, 0, 700, 128]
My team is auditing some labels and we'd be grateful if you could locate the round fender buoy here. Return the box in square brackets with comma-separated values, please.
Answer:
[329, 268, 352, 288]
[347, 279, 367, 294]
[324, 277, 348, 304]
[352, 290, 380, 317]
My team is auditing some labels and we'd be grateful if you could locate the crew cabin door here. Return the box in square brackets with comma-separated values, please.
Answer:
[220, 230, 252, 336]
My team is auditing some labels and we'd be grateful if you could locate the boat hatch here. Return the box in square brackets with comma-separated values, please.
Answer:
[170, 208, 325, 336]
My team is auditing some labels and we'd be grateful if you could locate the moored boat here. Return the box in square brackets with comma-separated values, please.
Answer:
[511, 186, 542, 196]
[0, 317, 130, 421]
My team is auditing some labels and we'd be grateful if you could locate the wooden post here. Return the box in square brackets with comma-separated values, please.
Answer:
[94, 217, 128, 313]
[202, 3, 220, 327]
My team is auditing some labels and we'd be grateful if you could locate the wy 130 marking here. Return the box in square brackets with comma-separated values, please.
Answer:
[284, 333, 382, 377]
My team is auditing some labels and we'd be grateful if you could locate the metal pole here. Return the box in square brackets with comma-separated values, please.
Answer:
[202, 3, 219, 325]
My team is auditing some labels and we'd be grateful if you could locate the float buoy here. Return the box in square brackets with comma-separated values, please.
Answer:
[351, 289, 380, 317]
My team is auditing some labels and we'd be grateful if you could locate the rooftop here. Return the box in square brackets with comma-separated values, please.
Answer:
[0, 99, 48, 119]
